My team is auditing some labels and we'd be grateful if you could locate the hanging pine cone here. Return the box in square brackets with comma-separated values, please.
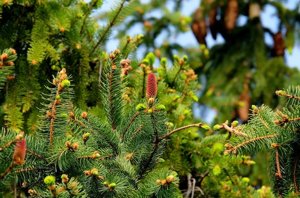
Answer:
[224, 0, 238, 31]
[273, 32, 286, 56]
[237, 91, 250, 122]
[191, 8, 207, 45]
[209, 7, 218, 39]
[237, 77, 251, 122]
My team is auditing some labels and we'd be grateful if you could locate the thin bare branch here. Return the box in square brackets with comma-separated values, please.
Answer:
[160, 123, 203, 140]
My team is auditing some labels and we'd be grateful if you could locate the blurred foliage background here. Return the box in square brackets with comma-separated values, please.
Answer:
[0, 0, 300, 197]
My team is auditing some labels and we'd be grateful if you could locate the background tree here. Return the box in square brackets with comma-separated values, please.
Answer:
[1, 0, 300, 197]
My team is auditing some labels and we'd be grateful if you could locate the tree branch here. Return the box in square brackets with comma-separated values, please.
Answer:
[90, 0, 127, 56]
[121, 112, 140, 141]
[0, 162, 15, 180]
[222, 123, 249, 137]
[159, 123, 202, 140]
[225, 134, 277, 154]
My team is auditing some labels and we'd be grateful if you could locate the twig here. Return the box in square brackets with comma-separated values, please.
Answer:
[225, 134, 277, 154]
[278, 92, 300, 101]
[0, 139, 16, 151]
[198, 171, 209, 187]
[90, 0, 127, 56]
[222, 123, 249, 137]
[184, 173, 192, 198]
[130, 125, 143, 140]
[80, 0, 98, 35]
[27, 149, 47, 162]
[0, 162, 15, 180]
[275, 148, 282, 179]
[121, 112, 140, 141]
[191, 177, 196, 198]
[137, 114, 159, 180]
[160, 123, 202, 140]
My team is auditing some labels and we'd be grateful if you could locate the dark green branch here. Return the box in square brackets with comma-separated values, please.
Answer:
[90, 0, 127, 56]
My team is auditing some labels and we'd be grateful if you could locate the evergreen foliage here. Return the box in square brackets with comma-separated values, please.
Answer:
[0, 67, 188, 197]
[1, 0, 300, 197]
[223, 86, 300, 197]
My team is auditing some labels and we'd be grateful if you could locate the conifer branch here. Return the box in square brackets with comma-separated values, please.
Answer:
[15, 167, 40, 173]
[275, 116, 300, 126]
[276, 90, 300, 101]
[90, 0, 127, 56]
[108, 70, 116, 130]
[0, 139, 16, 151]
[273, 145, 282, 179]
[222, 123, 249, 137]
[49, 88, 59, 146]
[0, 162, 15, 180]
[121, 112, 140, 141]
[131, 125, 143, 140]
[72, 116, 86, 127]
[258, 113, 271, 130]
[78, 154, 112, 160]
[27, 149, 47, 161]
[80, 0, 98, 35]
[225, 134, 277, 154]
[138, 114, 159, 180]
[160, 123, 203, 140]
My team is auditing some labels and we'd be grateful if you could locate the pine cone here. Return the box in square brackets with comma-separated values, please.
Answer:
[224, 0, 238, 31]
[273, 32, 285, 56]
[146, 73, 157, 99]
[191, 8, 207, 44]
[13, 139, 26, 165]
[209, 7, 218, 39]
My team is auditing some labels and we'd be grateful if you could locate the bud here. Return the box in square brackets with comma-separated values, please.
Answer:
[61, 174, 69, 183]
[81, 112, 88, 119]
[160, 179, 167, 185]
[201, 124, 211, 130]
[213, 124, 222, 130]
[242, 177, 250, 183]
[160, 57, 167, 66]
[9, 48, 16, 55]
[72, 142, 79, 150]
[135, 103, 147, 111]
[91, 168, 99, 175]
[82, 133, 90, 143]
[1, 53, 8, 61]
[166, 175, 175, 183]
[15, 131, 24, 140]
[275, 90, 286, 96]
[146, 73, 157, 99]
[145, 52, 155, 66]
[109, 182, 116, 189]
[125, 152, 134, 160]
[61, 79, 70, 88]
[103, 181, 109, 186]
[147, 97, 155, 106]
[231, 120, 239, 127]
[44, 175, 56, 186]
[156, 179, 161, 185]
[13, 139, 26, 165]
[156, 104, 166, 111]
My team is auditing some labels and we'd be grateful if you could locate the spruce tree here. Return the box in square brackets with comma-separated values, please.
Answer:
[0, 59, 200, 197]
[222, 86, 300, 197]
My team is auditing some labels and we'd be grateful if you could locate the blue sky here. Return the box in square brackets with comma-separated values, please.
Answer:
[99, 0, 300, 68]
